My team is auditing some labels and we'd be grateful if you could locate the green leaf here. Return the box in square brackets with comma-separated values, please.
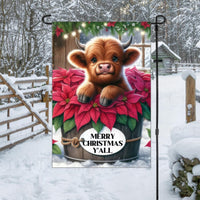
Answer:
[52, 102, 56, 109]
[146, 128, 151, 138]
[141, 103, 151, 121]
[52, 144, 62, 155]
[116, 115, 127, 125]
[63, 117, 76, 133]
[92, 120, 104, 133]
[128, 117, 137, 131]
[53, 114, 63, 131]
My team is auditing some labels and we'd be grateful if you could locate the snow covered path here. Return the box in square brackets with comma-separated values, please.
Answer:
[0, 73, 200, 200]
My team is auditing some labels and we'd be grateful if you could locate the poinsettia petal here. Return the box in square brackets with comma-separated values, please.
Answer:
[127, 103, 138, 120]
[146, 97, 151, 107]
[78, 103, 92, 114]
[59, 100, 67, 106]
[116, 105, 128, 115]
[136, 102, 142, 114]
[64, 106, 75, 121]
[53, 103, 65, 118]
[52, 91, 64, 101]
[75, 112, 91, 131]
[127, 93, 142, 103]
[62, 84, 72, 94]
[100, 107, 116, 114]
[63, 78, 71, 85]
[145, 140, 151, 147]
[71, 75, 84, 83]
[90, 108, 100, 123]
[69, 96, 80, 105]
[52, 77, 65, 82]
[52, 139, 58, 144]
[100, 112, 116, 130]
[60, 92, 67, 100]
[69, 86, 77, 98]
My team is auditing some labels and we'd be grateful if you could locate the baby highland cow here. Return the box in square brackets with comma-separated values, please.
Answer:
[68, 36, 140, 106]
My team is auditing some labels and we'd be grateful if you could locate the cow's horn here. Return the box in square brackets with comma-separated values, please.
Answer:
[75, 38, 85, 50]
[122, 36, 132, 49]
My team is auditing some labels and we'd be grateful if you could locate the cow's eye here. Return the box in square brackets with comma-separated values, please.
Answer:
[91, 57, 97, 63]
[112, 56, 118, 62]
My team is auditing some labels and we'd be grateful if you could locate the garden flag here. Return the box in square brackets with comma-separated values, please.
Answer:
[52, 22, 151, 167]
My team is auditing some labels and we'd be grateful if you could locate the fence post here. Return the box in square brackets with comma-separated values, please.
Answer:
[46, 65, 49, 85]
[186, 75, 196, 123]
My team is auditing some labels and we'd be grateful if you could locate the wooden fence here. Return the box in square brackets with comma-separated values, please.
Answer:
[0, 66, 51, 151]
[175, 63, 200, 73]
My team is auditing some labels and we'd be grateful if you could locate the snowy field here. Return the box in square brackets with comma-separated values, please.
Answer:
[0, 72, 200, 200]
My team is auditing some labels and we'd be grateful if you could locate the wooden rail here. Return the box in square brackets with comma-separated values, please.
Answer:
[174, 63, 200, 73]
[0, 128, 46, 152]
[0, 65, 51, 151]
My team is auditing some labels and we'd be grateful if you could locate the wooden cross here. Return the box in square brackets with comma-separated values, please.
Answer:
[132, 34, 151, 68]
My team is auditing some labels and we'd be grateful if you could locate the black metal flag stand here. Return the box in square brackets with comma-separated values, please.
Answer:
[152, 15, 166, 200]
[42, 14, 166, 200]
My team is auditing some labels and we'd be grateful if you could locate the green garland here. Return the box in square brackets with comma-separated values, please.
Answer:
[52, 22, 151, 38]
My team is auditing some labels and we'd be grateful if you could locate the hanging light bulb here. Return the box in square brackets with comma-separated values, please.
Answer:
[141, 31, 145, 35]
[78, 29, 82, 33]
[81, 23, 86, 28]
[71, 31, 76, 37]
[135, 27, 139, 31]
[63, 34, 68, 39]
[104, 22, 107, 26]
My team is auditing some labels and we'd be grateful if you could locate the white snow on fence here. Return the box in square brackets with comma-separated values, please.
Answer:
[181, 70, 196, 80]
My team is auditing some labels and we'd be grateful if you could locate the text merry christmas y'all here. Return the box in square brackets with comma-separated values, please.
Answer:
[81, 133, 124, 147]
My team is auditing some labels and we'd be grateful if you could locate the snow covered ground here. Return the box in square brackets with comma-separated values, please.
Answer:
[0, 72, 200, 200]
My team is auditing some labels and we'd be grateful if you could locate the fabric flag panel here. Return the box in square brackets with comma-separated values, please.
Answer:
[52, 22, 151, 167]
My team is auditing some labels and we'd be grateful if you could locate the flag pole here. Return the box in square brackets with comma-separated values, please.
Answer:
[152, 15, 166, 200]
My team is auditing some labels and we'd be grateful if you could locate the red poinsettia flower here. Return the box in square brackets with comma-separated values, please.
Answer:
[55, 26, 64, 37]
[145, 140, 151, 147]
[69, 94, 117, 131]
[141, 22, 150, 29]
[125, 67, 145, 91]
[138, 73, 151, 107]
[125, 67, 151, 107]
[107, 22, 116, 27]
[70, 96, 101, 131]
[99, 106, 117, 130]
[105, 28, 108, 32]
[52, 139, 58, 144]
[53, 68, 84, 91]
[52, 84, 76, 118]
[53, 81, 62, 92]
[117, 91, 143, 120]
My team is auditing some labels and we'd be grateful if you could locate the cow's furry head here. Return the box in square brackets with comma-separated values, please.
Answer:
[68, 36, 140, 85]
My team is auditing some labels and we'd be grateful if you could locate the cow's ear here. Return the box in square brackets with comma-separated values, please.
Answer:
[123, 48, 140, 66]
[68, 50, 87, 68]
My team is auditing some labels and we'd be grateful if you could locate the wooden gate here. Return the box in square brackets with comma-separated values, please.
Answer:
[0, 66, 51, 151]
